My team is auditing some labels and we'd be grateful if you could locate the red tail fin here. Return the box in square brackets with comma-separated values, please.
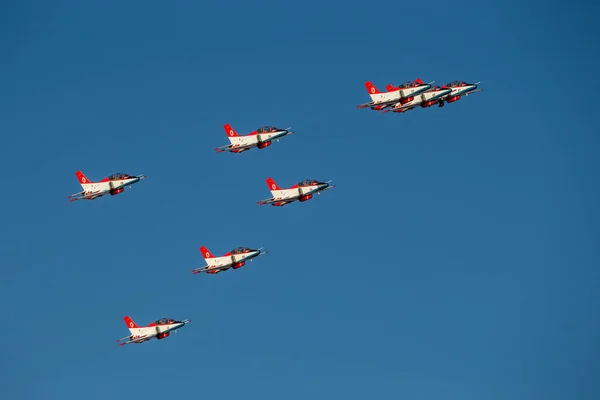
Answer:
[75, 170, 91, 184]
[414, 78, 424, 85]
[200, 246, 215, 259]
[365, 81, 380, 95]
[266, 177, 281, 191]
[223, 124, 238, 137]
[124, 316, 138, 329]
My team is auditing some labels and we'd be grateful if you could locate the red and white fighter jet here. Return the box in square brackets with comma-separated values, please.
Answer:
[192, 246, 268, 275]
[257, 177, 335, 207]
[437, 80, 483, 106]
[356, 79, 433, 111]
[215, 124, 294, 153]
[67, 171, 146, 202]
[116, 316, 191, 346]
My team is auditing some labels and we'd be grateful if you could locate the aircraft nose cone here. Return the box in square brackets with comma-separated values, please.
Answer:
[465, 83, 477, 91]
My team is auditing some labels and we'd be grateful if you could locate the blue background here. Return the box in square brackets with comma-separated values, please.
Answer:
[1, 1, 599, 399]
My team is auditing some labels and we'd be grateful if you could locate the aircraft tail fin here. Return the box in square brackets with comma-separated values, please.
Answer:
[266, 177, 281, 194]
[365, 81, 380, 98]
[124, 316, 138, 333]
[75, 171, 92, 187]
[224, 124, 238, 143]
[200, 246, 215, 259]
[414, 78, 424, 85]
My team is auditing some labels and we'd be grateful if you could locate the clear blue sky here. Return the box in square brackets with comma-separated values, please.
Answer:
[1, 1, 599, 399]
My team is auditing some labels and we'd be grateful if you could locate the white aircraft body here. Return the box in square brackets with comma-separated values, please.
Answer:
[357, 79, 433, 110]
[192, 246, 268, 275]
[257, 177, 335, 207]
[68, 171, 146, 202]
[215, 124, 294, 153]
[437, 80, 483, 105]
[116, 316, 191, 346]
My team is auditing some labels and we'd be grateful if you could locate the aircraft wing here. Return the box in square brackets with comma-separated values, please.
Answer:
[356, 99, 398, 109]
[382, 103, 418, 114]
[214, 143, 255, 153]
[67, 190, 109, 202]
[116, 335, 150, 346]
[356, 101, 374, 109]
[256, 197, 297, 206]
[191, 264, 232, 275]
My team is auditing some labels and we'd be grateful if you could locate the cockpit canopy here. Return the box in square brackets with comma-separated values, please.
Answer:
[298, 179, 320, 187]
[230, 247, 252, 254]
[256, 126, 280, 133]
[399, 81, 415, 89]
[155, 318, 176, 325]
[108, 173, 132, 181]
[445, 81, 466, 87]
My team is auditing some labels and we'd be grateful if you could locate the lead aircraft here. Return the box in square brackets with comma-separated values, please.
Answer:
[116, 316, 191, 346]
[257, 177, 335, 206]
[215, 124, 294, 153]
[192, 246, 268, 275]
[437, 80, 483, 105]
[67, 171, 146, 202]
[356, 78, 433, 111]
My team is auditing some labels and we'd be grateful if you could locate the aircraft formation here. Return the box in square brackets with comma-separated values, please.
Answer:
[67, 78, 483, 346]
[357, 79, 482, 114]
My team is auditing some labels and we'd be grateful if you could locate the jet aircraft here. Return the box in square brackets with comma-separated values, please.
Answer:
[67, 171, 146, 202]
[192, 246, 268, 275]
[257, 177, 335, 207]
[116, 316, 191, 346]
[356, 79, 433, 111]
[215, 124, 294, 153]
[437, 80, 483, 106]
